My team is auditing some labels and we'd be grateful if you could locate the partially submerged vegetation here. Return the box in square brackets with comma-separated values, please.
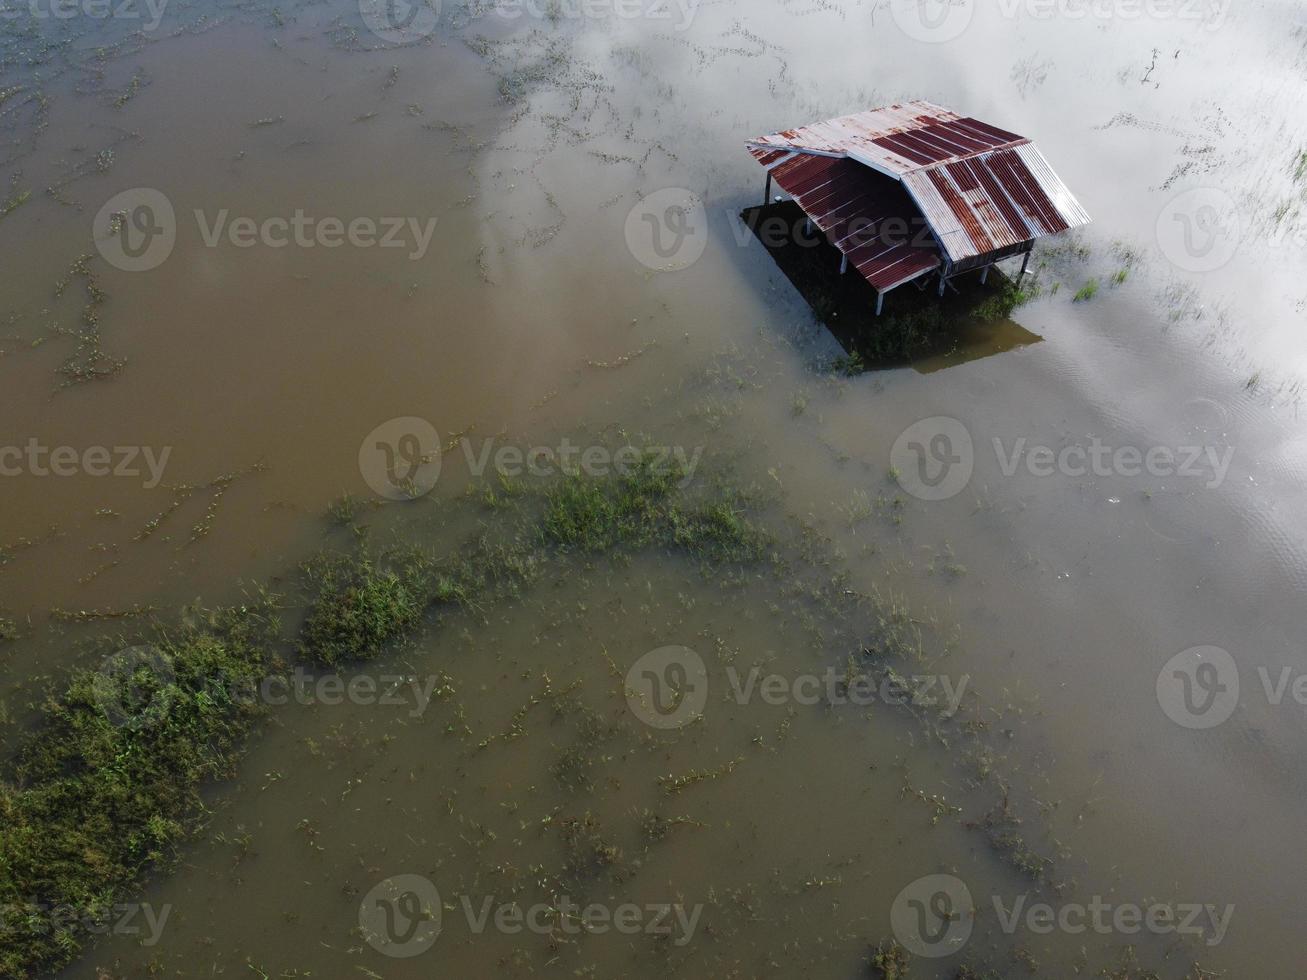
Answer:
[0, 457, 769, 976]
[0, 595, 280, 978]
[299, 557, 422, 666]
[541, 456, 765, 562]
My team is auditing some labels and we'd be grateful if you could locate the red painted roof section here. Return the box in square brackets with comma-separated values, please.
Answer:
[752, 147, 940, 292]
[748, 101, 1090, 266]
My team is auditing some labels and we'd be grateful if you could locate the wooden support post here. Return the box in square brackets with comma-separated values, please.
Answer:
[937, 272, 947, 297]
[840, 254, 848, 275]
[805, 218, 813, 236]
[764, 172, 772, 206]
[875, 291, 885, 316]
[980, 265, 989, 285]
[1018, 249, 1031, 281]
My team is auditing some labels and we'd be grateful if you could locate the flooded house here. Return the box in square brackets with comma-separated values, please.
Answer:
[747, 101, 1092, 313]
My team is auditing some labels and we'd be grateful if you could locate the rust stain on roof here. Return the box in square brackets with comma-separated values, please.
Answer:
[748, 101, 1090, 268]
[751, 146, 940, 292]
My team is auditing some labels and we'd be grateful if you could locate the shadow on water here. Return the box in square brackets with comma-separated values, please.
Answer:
[739, 202, 1043, 373]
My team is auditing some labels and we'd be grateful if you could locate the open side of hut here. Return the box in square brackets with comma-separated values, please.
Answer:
[746, 100, 1091, 314]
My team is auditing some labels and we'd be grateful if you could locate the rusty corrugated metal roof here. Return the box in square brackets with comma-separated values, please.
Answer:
[748, 102, 1090, 266]
[749, 101, 964, 160]
[751, 146, 940, 292]
[901, 143, 1090, 263]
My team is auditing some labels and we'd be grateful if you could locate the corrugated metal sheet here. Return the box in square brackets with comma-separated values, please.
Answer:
[747, 102, 1090, 268]
[900, 143, 1091, 263]
[751, 146, 940, 292]
[748, 100, 961, 157]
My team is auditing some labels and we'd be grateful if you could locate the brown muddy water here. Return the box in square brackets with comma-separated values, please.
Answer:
[2, 0, 1306, 977]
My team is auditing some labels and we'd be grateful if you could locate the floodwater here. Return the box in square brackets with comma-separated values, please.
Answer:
[1, 0, 1305, 976]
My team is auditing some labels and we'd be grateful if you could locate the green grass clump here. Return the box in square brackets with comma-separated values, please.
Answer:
[0, 458, 767, 976]
[325, 493, 366, 527]
[542, 454, 765, 563]
[1072, 278, 1099, 302]
[0, 595, 279, 979]
[543, 477, 626, 551]
[0, 618, 17, 642]
[670, 500, 765, 563]
[299, 557, 422, 667]
[868, 938, 910, 979]
[973, 277, 1039, 323]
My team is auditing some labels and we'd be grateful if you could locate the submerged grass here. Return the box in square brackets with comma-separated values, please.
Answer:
[299, 556, 422, 667]
[541, 455, 766, 563]
[0, 594, 281, 979]
[0, 455, 767, 977]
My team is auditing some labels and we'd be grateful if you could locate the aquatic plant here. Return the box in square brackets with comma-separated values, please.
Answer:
[0, 593, 280, 978]
[542, 454, 765, 563]
[868, 938, 910, 979]
[1073, 278, 1100, 302]
[299, 556, 423, 667]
